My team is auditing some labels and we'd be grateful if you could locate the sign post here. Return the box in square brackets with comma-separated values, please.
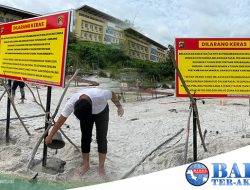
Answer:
[0, 11, 70, 166]
[42, 86, 52, 166]
[176, 38, 250, 98]
[176, 38, 250, 161]
[0, 11, 70, 87]
[193, 99, 197, 162]
[6, 80, 11, 143]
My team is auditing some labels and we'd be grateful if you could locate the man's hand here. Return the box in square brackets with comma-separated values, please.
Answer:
[44, 115, 67, 145]
[111, 92, 124, 117]
[45, 135, 53, 145]
[117, 106, 124, 117]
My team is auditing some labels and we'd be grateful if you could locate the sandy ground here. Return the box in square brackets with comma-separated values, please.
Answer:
[0, 76, 250, 187]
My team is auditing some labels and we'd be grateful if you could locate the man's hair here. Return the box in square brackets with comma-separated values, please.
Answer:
[73, 99, 92, 121]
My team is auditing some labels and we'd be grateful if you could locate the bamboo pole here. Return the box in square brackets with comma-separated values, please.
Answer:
[0, 89, 6, 102]
[36, 86, 45, 112]
[0, 114, 45, 122]
[183, 104, 193, 164]
[59, 128, 80, 152]
[25, 83, 46, 112]
[2, 82, 31, 136]
[27, 125, 52, 168]
[121, 128, 184, 179]
[170, 53, 207, 152]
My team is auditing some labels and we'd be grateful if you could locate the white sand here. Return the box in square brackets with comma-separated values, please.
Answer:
[0, 76, 250, 186]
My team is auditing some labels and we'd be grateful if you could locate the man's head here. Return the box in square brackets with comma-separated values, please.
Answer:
[74, 98, 92, 121]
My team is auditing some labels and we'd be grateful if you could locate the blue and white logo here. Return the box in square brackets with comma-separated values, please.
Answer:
[211, 163, 250, 186]
[185, 162, 209, 186]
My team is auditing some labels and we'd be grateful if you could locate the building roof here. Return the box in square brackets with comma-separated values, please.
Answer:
[76, 5, 124, 25]
[76, 5, 167, 49]
[0, 4, 40, 18]
[124, 28, 167, 50]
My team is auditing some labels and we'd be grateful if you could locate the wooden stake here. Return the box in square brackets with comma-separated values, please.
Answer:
[0, 89, 6, 102]
[170, 53, 207, 152]
[2, 82, 31, 136]
[183, 104, 192, 164]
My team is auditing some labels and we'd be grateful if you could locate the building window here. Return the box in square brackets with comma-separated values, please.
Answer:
[99, 35, 102, 41]
[85, 23, 88, 28]
[104, 35, 112, 43]
[81, 21, 84, 28]
[151, 48, 157, 55]
[99, 27, 102, 32]
[90, 24, 93, 31]
[84, 33, 87, 39]
[150, 55, 157, 62]
[106, 26, 114, 35]
[89, 33, 92, 40]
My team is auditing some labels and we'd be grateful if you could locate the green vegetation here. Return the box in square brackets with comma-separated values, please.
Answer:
[66, 33, 175, 83]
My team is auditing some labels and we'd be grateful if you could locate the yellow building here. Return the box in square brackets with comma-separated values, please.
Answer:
[0, 4, 39, 23]
[0, 4, 167, 62]
[74, 5, 124, 45]
[74, 5, 167, 62]
[124, 28, 167, 62]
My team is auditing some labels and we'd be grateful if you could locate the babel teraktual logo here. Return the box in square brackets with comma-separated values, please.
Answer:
[186, 162, 250, 186]
[211, 163, 250, 186]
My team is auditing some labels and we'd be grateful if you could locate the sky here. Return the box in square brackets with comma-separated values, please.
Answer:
[1, 0, 250, 47]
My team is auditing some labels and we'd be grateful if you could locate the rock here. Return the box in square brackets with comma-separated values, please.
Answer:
[168, 109, 178, 113]
[31, 157, 66, 175]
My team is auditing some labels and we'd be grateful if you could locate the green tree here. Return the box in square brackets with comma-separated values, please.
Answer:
[66, 33, 174, 81]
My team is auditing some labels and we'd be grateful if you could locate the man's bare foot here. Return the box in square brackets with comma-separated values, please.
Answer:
[79, 164, 89, 175]
[99, 167, 106, 176]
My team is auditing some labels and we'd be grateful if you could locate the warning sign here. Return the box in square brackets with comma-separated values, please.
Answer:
[0, 12, 70, 87]
[176, 38, 250, 98]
